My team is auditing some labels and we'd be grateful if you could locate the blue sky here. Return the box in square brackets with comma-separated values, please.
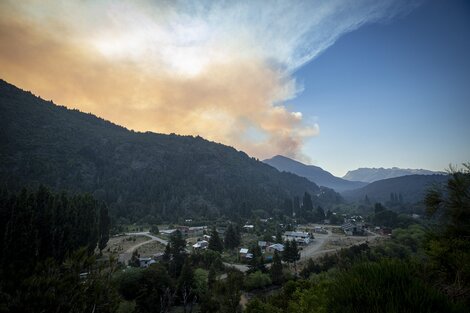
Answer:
[294, 0, 470, 176]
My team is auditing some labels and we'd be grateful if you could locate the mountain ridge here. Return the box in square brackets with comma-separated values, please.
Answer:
[341, 174, 449, 204]
[0, 79, 341, 222]
[263, 155, 367, 192]
[343, 167, 446, 183]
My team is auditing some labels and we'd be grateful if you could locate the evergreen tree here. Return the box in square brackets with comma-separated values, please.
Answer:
[168, 230, 187, 277]
[270, 251, 283, 285]
[98, 204, 110, 253]
[290, 240, 300, 274]
[275, 231, 283, 244]
[178, 258, 195, 313]
[282, 240, 291, 264]
[316, 206, 325, 223]
[224, 224, 239, 250]
[208, 227, 223, 253]
[293, 196, 300, 218]
[208, 264, 217, 289]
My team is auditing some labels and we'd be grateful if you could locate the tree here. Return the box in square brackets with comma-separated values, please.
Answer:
[150, 225, 160, 235]
[315, 206, 325, 223]
[290, 240, 300, 274]
[178, 258, 196, 313]
[275, 231, 283, 244]
[425, 164, 470, 304]
[224, 224, 240, 250]
[129, 249, 141, 267]
[208, 227, 223, 253]
[282, 240, 291, 264]
[245, 271, 272, 291]
[98, 204, 110, 253]
[167, 230, 187, 277]
[270, 251, 283, 285]
[136, 264, 175, 313]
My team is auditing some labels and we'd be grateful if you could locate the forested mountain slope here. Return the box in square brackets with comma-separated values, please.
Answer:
[0, 79, 340, 222]
[341, 174, 449, 204]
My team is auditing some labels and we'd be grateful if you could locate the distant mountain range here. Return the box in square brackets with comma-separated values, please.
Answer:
[343, 167, 445, 183]
[0, 79, 341, 222]
[341, 174, 449, 204]
[263, 155, 367, 192]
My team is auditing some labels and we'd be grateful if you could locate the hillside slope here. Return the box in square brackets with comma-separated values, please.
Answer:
[341, 174, 449, 204]
[343, 167, 445, 183]
[263, 155, 367, 192]
[0, 79, 340, 222]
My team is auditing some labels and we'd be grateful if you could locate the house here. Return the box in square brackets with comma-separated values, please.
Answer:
[258, 241, 268, 250]
[341, 221, 365, 236]
[203, 234, 211, 240]
[239, 248, 253, 259]
[153, 252, 165, 261]
[176, 225, 208, 237]
[284, 231, 311, 245]
[188, 226, 207, 236]
[139, 257, 156, 268]
[160, 229, 177, 235]
[192, 240, 209, 250]
[243, 225, 254, 231]
[314, 226, 328, 234]
[267, 243, 284, 253]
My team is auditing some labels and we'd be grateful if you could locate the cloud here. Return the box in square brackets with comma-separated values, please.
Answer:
[0, 0, 419, 160]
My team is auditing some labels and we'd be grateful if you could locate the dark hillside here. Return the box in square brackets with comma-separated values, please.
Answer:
[0, 79, 340, 222]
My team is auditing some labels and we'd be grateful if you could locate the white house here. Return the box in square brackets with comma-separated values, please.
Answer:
[192, 240, 209, 250]
[283, 231, 311, 245]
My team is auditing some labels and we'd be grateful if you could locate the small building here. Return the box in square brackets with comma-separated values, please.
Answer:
[258, 241, 268, 250]
[192, 240, 209, 250]
[160, 229, 177, 235]
[243, 225, 254, 231]
[284, 231, 311, 245]
[341, 221, 365, 236]
[239, 248, 251, 259]
[153, 252, 165, 261]
[139, 257, 156, 268]
[267, 243, 284, 253]
[314, 226, 328, 234]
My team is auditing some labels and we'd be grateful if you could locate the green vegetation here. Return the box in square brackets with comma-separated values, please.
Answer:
[245, 165, 469, 312]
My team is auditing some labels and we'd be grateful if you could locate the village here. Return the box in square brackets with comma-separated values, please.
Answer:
[105, 216, 387, 270]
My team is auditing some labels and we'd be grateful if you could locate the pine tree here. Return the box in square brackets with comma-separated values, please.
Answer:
[224, 224, 238, 250]
[282, 240, 291, 264]
[208, 264, 217, 289]
[290, 240, 300, 274]
[98, 204, 109, 253]
[275, 231, 283, 244]
[208, 227, 223, 253]
[178, 258, 195, 313]
[270, 251, 283, 285]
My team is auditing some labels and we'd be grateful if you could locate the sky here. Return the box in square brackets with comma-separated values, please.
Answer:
[0, 0, 468, 176]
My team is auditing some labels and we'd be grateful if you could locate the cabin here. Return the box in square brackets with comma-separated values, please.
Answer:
[267, 243, 284, 253]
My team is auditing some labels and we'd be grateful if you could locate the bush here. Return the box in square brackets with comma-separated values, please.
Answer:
[327, 259, 464, 313]
[244, 271, 272, 291]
